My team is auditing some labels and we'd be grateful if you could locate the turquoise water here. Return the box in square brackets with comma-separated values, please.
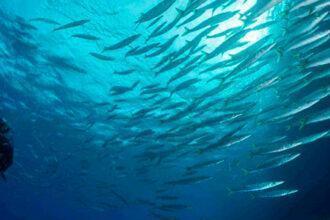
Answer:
[0, 0, 329, 219]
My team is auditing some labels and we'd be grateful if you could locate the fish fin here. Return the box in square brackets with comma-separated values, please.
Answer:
[183, 27, 190, 36]
[175, 8, 184, 14]
[201, 51, 209, 56]
[238, 13, 246, 22]
[1, 173, 7, 181]
[228, 53, 234, 59]
[212, 8, 217, 15]
[131, 80, 140, 89]
[185, 40, 191, 44]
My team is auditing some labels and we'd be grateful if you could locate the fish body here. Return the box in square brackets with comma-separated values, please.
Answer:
[166, 176, 213, 185]
[231, 181, 284, 193]
[72, 34, 99, 41]
[30, 17, 60, 25]
[136, 0, 176, 24]
[90, 52, 114, 61]
[250, 153, 301, 172]
[258, 189, 298, 198]
[103, 34, 140, 51]
[183, 11, 238, 36]
[53, 19, 90, 31]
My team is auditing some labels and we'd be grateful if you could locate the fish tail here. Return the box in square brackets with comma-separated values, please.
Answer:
[183, 27, 190, 36]
[145, 36, 150, 43]
[175, 8, 183, 14]
[238, 13, 246, 22]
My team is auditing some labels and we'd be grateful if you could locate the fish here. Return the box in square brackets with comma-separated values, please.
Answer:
[259, 131, 329, 155]
[113, 69, 135, 75]
[258, 189, 298, 198]
[207, 26, 242, 39]
[198, 126, 245, 154]
[170, 78, 200, 96]
[228, 42, 277, 80]
[148, 11, 183, 39]
[186, 158, 224, 171]
[203, 29, 252, 61]
[167, 65, 197, 86]
[247, 153, 301, 173]
[147, 15, 163, 29]
[288, 30, 330, 51]
[271, 88, 330, 121]
[103, 34, 141, 51]
[110, 80, 140, 95]
[183, 11, 239, 36]
[243, 0, 283, 22]
[126, 43, 160, 57]
[155, 55, 190, 76]
[177, 8, 206, 27]
[290, 0, 319, 13]
[53, 19, 90, 31]
[228, 181, 284, 193]
[136, 0, 176, 24]
[71, 34, 100, 41]
[304, 109, 330, 126]
[30, 17, 60, 25]
[89, 52, 114, 61]
[178, 0, 209, 18]
[145, 35, 178, 58]
[45, 54, 86, 73]
[166, 176, 213, 185]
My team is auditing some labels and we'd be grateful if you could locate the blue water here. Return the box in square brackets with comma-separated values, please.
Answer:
[0, 0, 329, 219]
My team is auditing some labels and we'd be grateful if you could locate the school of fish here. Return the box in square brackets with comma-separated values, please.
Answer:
[0, 0, 329, 219]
